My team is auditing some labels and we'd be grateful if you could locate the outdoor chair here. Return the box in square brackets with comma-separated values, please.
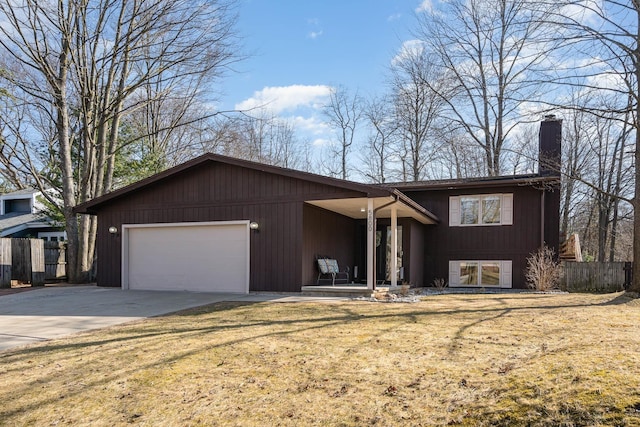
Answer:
[316, 258, 350, 286]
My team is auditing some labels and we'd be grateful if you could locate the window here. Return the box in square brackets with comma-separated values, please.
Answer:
[482, 196, 501, 224]
[460, 262, 478, 285]
[460, 198, 479, 225]
[449, 194, 513, 226]
[38, 231, 67, 242]
[449, 260, 512, 288]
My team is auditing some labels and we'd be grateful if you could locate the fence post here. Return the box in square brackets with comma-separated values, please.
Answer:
[30, 239, 45, 286]
[624, 262, 633, 291]
[0, 238, 11, 288]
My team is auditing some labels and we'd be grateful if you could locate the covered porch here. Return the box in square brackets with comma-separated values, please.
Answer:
[301, 191, 438, 292]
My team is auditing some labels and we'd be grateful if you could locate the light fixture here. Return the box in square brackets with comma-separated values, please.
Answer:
[108, 226, 118, 234]
[360, 207, 366, 212]
[249, 222, 259, 230]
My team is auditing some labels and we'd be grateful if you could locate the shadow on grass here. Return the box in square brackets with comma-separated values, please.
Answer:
[3, 292, 632, 361]
[3, 292, 631, 361]
[0, 292, 637, 420]
[599, 292, 639, 305]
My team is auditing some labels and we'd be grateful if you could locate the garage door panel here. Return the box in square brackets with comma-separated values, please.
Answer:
[125, 223, 248, 293]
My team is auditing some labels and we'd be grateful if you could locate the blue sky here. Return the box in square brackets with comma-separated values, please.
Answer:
[219, 0, 426, 147]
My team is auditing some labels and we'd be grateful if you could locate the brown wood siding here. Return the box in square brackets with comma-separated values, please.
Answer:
[405, 185, 549, 289]
[543, 186, 561, 256]
[302, 204, 356, 285]
[404, 219, 425, 286]
[94, 162, 363, 292]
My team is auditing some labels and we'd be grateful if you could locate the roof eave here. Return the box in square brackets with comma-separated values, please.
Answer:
[391, 189, 440, 223]
[392, 175, 560, 191]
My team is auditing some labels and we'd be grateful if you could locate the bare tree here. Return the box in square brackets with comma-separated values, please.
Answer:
[542, 0, 640, 290]
[322, 86, 362, 180]
[359, 96, 398, 183]
[559, 105, 594, 240]
[506, 125, 539, 175]
[415, 0, 555, 176]
[437, 126, 489, 179]
[0, 0, 239, 282]
[390, 44, 444, 181]
[199, 112, 309, 171]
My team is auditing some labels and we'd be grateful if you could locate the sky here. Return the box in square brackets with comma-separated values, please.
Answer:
[218, 0, 427, 148]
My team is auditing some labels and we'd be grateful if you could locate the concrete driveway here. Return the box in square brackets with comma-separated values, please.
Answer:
[0, 285, 348, 352]
[0, 286, 248, 352]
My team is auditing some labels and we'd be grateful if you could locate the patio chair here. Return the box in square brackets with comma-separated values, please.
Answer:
[316, 257, 350, 286]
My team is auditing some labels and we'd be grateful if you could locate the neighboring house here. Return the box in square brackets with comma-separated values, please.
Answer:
[74, 117, 562, 293]
[0, 189, 66, 241]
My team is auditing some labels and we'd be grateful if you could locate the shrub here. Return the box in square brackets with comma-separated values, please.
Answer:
[526, 245, 561, 291]
[432, 278, 448, 291]
[399, 282, 411, 296]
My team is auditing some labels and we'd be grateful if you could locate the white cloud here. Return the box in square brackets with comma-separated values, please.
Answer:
[312, 138, 331, 147]
[586, 70, 627, 92]
[560, 0, 603, 26]
[391, 39, 426, 66]
[415, 0, 433, 13]
[293, 115, 331, 135]
[387, 13, 402, 21]
[307, 18, 323, 39]
[235, 85, 332, 114]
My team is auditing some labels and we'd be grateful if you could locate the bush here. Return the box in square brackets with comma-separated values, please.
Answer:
[432, 278, 448, 291]
[526, 245, 561, 291]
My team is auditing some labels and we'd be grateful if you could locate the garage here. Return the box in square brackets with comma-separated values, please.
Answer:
[122, 221, 249, 293]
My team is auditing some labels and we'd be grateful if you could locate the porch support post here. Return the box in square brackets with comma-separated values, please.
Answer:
[367, 198, 375, 290]
[391, 204, 398, 288]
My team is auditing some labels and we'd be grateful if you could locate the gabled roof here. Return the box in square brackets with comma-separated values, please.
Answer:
[75, 153, 399, 214]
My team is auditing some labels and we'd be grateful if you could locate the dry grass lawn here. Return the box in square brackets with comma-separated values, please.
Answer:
[1, 292, 640, 426]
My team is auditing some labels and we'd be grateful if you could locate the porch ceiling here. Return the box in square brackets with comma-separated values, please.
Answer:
[306, 196, 437, 225]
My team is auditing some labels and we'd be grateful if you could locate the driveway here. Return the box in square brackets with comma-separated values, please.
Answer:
[0, 286, 345, 352]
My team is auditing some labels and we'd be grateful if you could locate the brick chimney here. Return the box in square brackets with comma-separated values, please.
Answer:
[539, 115, 562, 176]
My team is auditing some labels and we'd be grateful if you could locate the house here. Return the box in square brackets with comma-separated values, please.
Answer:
[0, 189, 66, 241]
[74, 116, 561, 293]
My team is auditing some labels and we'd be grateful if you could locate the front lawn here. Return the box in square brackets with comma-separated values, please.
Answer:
[1, 292, 639, 426]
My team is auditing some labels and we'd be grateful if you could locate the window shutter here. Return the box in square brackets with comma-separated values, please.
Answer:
[500, 261, 512, 288]
[501, 194, 513, 225]
[449, 261, 460, 286]
[449, 196, 460, 226]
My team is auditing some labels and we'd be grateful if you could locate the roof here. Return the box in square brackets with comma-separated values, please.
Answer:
[0, 212, 49, 236]
[74, 153, 557, 223]
[384, 173, 560, 191]
[75, 153, 396, 214]
[1, 188, 39, 198]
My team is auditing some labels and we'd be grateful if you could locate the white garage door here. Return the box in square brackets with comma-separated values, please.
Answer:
[123, 221, 249, 293]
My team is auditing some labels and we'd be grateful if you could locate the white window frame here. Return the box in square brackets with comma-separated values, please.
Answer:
[449, 260, 512, 288]
[38, 231, 67, 242]
[449, 193, 513, 227]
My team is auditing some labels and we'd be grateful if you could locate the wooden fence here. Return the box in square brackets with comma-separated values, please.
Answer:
[561, 261, 630, 293]
[44, 241, 67, 280]
[0, 238, 67, 288]
[9, 238, 45, 286]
